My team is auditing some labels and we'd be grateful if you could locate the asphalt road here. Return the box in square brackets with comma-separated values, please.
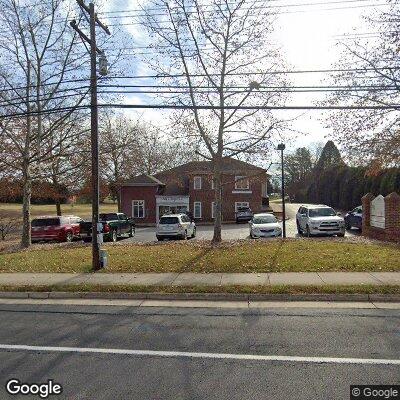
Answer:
[126, 202, 358, 243]
[0, 302, 398, 399]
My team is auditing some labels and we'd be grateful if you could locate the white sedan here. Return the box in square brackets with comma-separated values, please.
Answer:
[249, 213, 282, 238]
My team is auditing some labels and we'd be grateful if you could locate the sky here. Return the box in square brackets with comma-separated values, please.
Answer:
[98, 0, 386, 158]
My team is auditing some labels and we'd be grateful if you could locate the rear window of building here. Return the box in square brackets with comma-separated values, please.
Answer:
[32, 218, 60, 227]
[159, 217, 179, 224]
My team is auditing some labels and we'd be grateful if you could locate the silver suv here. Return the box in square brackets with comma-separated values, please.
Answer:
[156, 214, 196, 241]
[296, 205, 345, 237]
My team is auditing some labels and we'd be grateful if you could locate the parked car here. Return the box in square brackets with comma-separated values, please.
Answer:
[79, 212, 135, 242]
[345, 206, 363, 230]
[249, 213, 282, 238]
[156, 213, 196, 241]
[296, 205, 346, 237]
[235, 206, 253, 223]
[31, 215, 83, 243]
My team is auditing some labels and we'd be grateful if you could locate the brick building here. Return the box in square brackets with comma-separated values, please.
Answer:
[120, 157, 270, 224]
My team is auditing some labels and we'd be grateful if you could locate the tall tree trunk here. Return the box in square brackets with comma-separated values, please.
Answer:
[55, 199, 62, 216]
[21, 159, 32, 248]
[21, 60, 32, 248]
[53, 175, 62, 216]
[212, 157, 222, 243]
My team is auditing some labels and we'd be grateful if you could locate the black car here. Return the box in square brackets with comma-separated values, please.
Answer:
[345, 206, 362, 230]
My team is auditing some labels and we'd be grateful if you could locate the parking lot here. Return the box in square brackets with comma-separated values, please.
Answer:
[125, 203, 359, 243]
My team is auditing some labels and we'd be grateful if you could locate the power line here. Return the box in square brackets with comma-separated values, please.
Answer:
[1, 102, 399, 120]
[105, 2, 388, 26]
[99, 0, 381, 16]
[1, 67, 398, 98]
[0, 79, 90, 94]
[105, 67, 400, 79]
[0, 86, 91, 104]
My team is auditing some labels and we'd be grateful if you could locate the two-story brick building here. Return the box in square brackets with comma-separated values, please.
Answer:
[120, 157, 269, 224]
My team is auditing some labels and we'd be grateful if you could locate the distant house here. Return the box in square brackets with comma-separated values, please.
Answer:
[120, 157, 270, 224]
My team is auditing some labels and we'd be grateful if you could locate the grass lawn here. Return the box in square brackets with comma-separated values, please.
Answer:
[0, 284, 398, 295]
[0, 240, 399, 273]
[0, 202, 117, 219]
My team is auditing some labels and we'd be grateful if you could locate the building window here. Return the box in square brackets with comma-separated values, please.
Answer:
[211, 202, 218, 219]
[132, 200, 145, 218]
[235, 175, 249, 190]
[235, 202, 249, 213]
[194, 202, 202, 218]
[194, 176, 202, 190]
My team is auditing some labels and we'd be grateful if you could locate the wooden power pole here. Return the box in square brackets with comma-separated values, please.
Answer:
[70, 1, 110, 270]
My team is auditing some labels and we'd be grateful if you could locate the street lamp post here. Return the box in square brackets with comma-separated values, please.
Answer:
[277, 143, 286, 238]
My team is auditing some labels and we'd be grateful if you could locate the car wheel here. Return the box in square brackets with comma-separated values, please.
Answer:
[156, 236, 163, 241]
[65, 232, 73, 242]
[191, 227, 196, 238]
[129, 226, 135, 237]
[296, 220, 302, 235]
[337, 232, 345, 237]
[111, 230, 117, 242]
[306, 225, 312, 238]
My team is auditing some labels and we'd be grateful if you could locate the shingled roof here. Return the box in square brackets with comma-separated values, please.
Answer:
[123, 157, 267, 187]
[123, 174, 165, 186]
[155, 157, 266, 178]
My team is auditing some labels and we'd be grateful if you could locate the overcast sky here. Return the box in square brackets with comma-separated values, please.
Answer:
[99, 0, 386, 157]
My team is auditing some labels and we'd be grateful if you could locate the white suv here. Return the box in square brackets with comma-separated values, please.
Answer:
[156, 214, 196, 241]
[296, 205, 345, 237]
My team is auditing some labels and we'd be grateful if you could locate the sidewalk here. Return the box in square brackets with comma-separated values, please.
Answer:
[0, 272, 398, 286]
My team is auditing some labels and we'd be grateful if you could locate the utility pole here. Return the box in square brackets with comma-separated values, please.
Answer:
[70, 1, 110, 270]
[277, 143, 286, 238]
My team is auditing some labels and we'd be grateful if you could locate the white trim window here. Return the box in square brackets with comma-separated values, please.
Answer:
[235, 202, 250, 213]
[211, 202, 216, 219]
[194, 202, 202, 218]
[194, 176, 202, 190]
[132, 200, 145, 218]
[234, 175, 249, 190]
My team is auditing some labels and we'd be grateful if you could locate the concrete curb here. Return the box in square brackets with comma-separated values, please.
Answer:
[0, 291, 398, 302]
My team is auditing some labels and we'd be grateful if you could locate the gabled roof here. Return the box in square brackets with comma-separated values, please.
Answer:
[122, 157, 267, 187]
[123, 174, 165, 186]
[154, 157, 266, 178]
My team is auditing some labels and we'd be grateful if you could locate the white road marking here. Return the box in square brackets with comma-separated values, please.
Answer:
[0, 344, 398, 366]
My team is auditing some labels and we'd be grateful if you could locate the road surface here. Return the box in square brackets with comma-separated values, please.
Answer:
[0, 301, 397, 399]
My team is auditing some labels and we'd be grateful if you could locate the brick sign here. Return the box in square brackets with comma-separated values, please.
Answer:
[370, 195, 385, 229]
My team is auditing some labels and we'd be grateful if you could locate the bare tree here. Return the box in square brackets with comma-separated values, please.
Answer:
[99, 113, 198, 208]
[0, 217, 18, 241]
[324, 0, 400, 168]
[140, 0, 289, 242]
[100, 113, 138, 210]
[134, 122, 198, 175]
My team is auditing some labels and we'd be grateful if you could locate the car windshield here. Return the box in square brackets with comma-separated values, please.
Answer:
[309, 208, 336, 217]
[99, 213, 119, 221]
[160, 217, 179, 224]
[252, 215, 277, 224]
[32, 218, 60, 227]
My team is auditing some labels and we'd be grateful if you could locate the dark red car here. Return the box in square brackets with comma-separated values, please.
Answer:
[31, 215, 83, 243]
